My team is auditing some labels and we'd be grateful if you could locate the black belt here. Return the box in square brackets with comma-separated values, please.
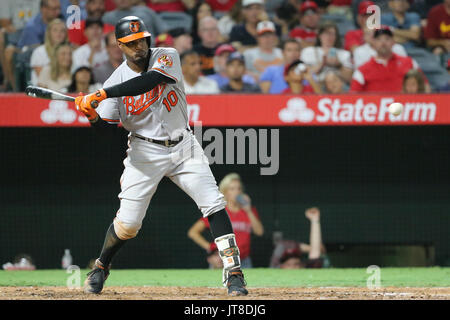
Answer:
[131, 133, 183, 147]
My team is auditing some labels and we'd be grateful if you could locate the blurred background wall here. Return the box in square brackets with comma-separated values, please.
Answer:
[1, 125, 449, 268]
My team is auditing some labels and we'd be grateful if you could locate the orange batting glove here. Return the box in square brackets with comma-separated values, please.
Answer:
[75, 89, 107, 122]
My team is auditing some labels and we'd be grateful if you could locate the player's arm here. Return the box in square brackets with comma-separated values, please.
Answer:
[76, 70, 174, 124]
[103, 70, 175, 98]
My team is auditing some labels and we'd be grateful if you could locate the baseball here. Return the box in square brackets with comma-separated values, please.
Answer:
[388, 102, 403, 116]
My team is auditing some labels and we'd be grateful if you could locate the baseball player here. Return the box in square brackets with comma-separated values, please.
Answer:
[75, 16, 248, 296]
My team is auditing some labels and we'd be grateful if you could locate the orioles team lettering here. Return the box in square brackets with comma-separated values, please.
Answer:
[123, 86, 179, 115]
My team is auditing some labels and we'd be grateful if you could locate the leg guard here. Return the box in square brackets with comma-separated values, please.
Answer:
[215, 233, 241, 286]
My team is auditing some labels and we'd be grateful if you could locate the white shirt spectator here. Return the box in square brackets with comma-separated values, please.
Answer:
[30, 45, 51, 85]
[301, 46, 353, 81]
[184, 76, 220, 94]
[72, 42, 109, 72]
[353, 43, 408, 69]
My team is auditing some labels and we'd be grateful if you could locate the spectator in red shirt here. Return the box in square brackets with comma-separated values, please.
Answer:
[282, 60, 322, 94]
[68, 0, 115, 47]
[147, 0, 195, 12]
[288, 1, 321, 49]
[188, 173, 264, 269]
[206, 0, 238, 13]
[424, 0, 450, 55]
[344, 0, 375, 52]
[351, 26, 421, 93]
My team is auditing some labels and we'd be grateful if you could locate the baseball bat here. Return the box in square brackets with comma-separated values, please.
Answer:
[25, 86, 75, 102]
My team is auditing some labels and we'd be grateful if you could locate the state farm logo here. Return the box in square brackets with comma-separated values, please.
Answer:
[278, 97, 436, 124]
[278, 98, 315, 123]
[316, 98, 436, 123]
[41, 100, 87, 124]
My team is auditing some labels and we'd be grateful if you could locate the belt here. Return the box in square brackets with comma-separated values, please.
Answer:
[131, 133, 184, 147]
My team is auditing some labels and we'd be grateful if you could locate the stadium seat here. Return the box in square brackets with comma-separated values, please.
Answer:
[320, 14, 356, 38]
[406, 47, 450, 90]
[158, 12, 193, 33]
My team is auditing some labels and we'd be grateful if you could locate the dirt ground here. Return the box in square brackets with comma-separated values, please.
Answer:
[0, 286, 449, 300]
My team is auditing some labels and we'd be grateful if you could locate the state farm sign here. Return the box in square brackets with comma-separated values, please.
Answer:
[0, 93, 448, 127]
[314, 97, 436, 123]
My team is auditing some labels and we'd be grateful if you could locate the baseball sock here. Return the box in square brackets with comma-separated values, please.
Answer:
[207, 209, 234, 239]
[98, 223, 126, 267]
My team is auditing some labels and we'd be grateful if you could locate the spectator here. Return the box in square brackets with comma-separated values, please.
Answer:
[37, 43, 72, 91]
[181, 50, 220, 94]
[344, 0, 375, 52]
[155, 32, 174, 48]
[439, 59, 450, 92]
[323, 70, 347, 94]
[217, 0, 243, 41]
[206, 0, 238, 14]
[190, 1, 213, 46]
[93, 31, 123, 84]
[270, 207, 326, 269]
[0, 0, 40, 90]
[207, 43, 255, 88]
[381, 0, 421, 49]
[188, 173, 264, 269]
[67, 66, 102, 93]
[350, 26, 422, 93]
[17, 0, 61, 49]
[72, 18, 109, 71]
[220, 52, 261, 93]
[243, 20, 283, 80]
[273, 1, 298, 38]
[30, 18, 68, 86]
[147, 0, 195, 12]
[259, 38, 301, 94]
[327, 0, 353, 21]
[229, 0, 281, 50]
[424, 0, 450, 55]
[60, 0, 87, 20]
[193, 16, 221, 76]
[353, 27, 407, 69]
[8, 0, 61, 91]
[105, 0, 116, 11]
[288, 0, 320, 49]
[68, 0, 115, 47]
[168, 27, 193, 54]
[301, 22, 353, 82]
[282, 60, 321, 94]
[102, 0, 168, 44]
[402, 69, 426, 94]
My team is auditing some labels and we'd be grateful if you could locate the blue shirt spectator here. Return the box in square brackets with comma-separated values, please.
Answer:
[17, 0, 62, 49]
[17, 13, 47, 49]
[207, 73, 255, 88]
[259, 64, 288, 94]
[381, 1, 421, 48]
[60, 0, 87, 21]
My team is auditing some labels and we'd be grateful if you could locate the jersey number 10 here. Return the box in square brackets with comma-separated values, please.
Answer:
[162, 90, 178, 112]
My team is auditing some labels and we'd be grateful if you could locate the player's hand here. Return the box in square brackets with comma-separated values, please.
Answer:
[75, 89, 107, 110]
[305, 207, 320, 222]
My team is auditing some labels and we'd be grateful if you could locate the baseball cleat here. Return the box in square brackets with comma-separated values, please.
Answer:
[84, 259, 110, 294]
[226, 269, 248, 296]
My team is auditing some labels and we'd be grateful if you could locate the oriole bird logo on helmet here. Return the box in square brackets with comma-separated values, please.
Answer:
[115, 16, 151, 45]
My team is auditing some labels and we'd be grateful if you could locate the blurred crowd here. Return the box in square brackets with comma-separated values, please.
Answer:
[2, 0, 450, 94]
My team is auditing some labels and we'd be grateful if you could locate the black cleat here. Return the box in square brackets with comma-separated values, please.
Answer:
[84, 259, 110, 294]
[226, 269, 248, 296]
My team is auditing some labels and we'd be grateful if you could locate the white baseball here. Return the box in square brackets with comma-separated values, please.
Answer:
[388, 102, 403, 116]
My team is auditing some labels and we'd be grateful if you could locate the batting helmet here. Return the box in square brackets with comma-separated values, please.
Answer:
[115, 16, 151, 44]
